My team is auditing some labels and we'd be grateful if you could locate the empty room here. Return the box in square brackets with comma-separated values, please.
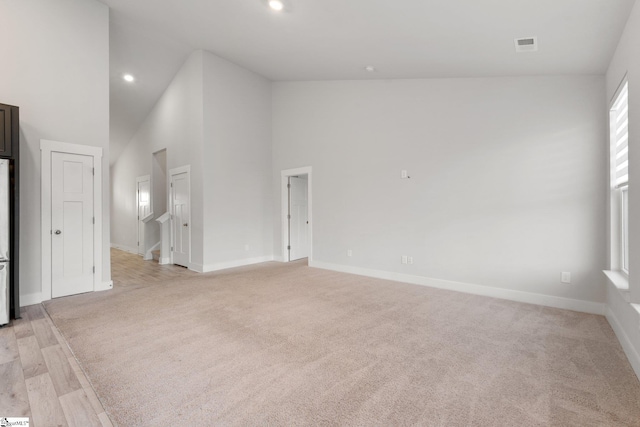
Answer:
[1, 0, 640, 425]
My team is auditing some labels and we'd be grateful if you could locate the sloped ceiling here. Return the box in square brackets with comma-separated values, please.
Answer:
[106, 0, 635, 164]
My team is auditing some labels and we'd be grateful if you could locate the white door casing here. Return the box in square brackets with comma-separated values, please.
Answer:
[281, 167, 313, 263]
[169, 165, 190, 267]
[289, 176, 309, 261]
[41, 139, 107, 303]
[136, 175, 151, 255]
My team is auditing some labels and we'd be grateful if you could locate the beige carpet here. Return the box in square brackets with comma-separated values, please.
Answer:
[44, 250, 640, 426]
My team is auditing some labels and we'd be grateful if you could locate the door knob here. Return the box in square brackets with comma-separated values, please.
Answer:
[183, 223, 188, 227]
[54, 230, 62, 235]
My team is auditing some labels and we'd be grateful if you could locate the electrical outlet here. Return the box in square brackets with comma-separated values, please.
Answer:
[407, 256, 413, 265]
[401, 170, 408, 179]
[347, 249, 353, 257]
[561, 272, 571, 284]
[401, 255, 408, 264]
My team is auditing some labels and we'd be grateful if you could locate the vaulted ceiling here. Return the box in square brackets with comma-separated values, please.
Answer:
[104, 0, 635, 164]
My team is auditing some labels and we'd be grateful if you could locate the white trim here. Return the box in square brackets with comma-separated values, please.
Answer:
[604, 269, 630, 292]
[281, 166, 313, 263]
[159, 257, 171, 265]
[606, 305, 640, 381]
[41, 139, 104, 302]
[96, 280, 113, 292]
[141, 212, 155, 223]
[110, 243, 139, 255]
[169, 165, 191, 266]
[20, 293, 43, 307]
[609, 74, 629, 106]
[309, 260, 605, 315]
[194, 255, 274, 273]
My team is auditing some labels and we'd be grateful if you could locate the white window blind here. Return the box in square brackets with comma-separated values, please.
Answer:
[612, 82, 629, 187]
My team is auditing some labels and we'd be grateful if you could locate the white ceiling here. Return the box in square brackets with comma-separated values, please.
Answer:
[105, 0, 635, 164]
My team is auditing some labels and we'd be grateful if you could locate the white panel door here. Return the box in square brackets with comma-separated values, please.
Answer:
[137, 176, 151, 255]
[170, 170, 190, 267]
[51, 152, 94, 298]
[289, 176, 309, 261]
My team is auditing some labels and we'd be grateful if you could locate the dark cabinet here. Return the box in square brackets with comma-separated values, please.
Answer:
[0, 104, 17, 157]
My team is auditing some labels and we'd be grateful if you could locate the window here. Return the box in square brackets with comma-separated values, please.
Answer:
[610, 80, 629, 275]
[622, 186, 629, 273]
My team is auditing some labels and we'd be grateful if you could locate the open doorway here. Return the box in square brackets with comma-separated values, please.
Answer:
[152, 149, 167, 218]
[281, 167, 312, 263]
[136, 175, 151, 256]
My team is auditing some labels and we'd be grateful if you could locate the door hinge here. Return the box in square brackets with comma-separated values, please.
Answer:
[92, 168, 95, 176]
[287, 245, 291, 250]
[287, 214, 291, 219]
[170, 182, 173, 188]
[92, 266, 95, 273]
[287, 183, 291, 189]
[171, 246, 174, 251]
[92, 217, 95, 224]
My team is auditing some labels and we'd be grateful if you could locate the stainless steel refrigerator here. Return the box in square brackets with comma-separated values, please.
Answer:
[0, 159, 9, 325]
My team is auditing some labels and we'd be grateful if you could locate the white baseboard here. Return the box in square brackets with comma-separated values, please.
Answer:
[20, 292, 43, 307]
[199, 256, 274, 273]
[110, 243, 139, 255]
[159, 257, 170, 265]
[309, 261, 605, 315]
[96, 280, 113, 292]
[273, 255, 285, 262]
[606, 305, 640, 381]
[20, 280, 113, 308]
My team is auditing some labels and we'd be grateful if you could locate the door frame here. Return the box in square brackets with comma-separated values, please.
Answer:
[41, 139, 104, 301]
[169, 165, 191, 267]
[281, 166, 312, 263]
[136, 175, 151, 255]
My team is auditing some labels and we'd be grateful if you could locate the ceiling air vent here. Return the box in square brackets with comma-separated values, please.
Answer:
[514, 37, 538, 53]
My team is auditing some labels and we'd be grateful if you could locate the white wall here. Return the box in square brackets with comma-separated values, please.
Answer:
[111, 51, 204, 263]
[0, 0, 110, 302]
[111, 50, 273, 272]
[605, 0, 640, 379]
[273, 76, 606, 308]
[201, 51, 273, 271]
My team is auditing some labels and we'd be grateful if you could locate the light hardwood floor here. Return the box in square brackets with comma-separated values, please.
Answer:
[0, 304, 113, 427]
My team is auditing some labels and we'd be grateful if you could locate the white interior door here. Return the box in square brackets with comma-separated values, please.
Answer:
[170, 168, 190, 267]
[51, 152, 94, 298]
[289, 175, 309, 261]
[136, 176, 151, 255]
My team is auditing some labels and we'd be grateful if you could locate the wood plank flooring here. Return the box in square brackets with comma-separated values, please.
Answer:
[0, 304, 111, 427]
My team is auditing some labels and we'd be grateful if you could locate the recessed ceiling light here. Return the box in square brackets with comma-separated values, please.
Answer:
[269, 0, 284, 11]
[364, 66, 376, 72]
[123, 74, 135, 82]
